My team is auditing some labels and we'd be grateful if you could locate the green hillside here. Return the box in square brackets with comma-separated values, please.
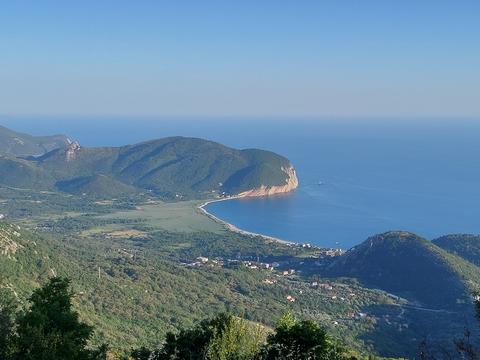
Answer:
[433, 234, 480, 266]
[0, 154, 55, 190]
[0, 130, 297, 199]
[0, 124, 71, 156]
[55, 174, 140, 198]
[327, 231, 480, 309]
[0, 222, 61, 298]
[0, 220, 399, 355]
[325, 231, 480, 357]
[111, 137, 292, 196]
[2, 187, 480, 358]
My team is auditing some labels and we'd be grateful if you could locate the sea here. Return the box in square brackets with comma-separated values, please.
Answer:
[3, 117, 480, 249]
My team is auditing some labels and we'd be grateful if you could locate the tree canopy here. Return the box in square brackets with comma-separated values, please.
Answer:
[2, 277, 106, 360]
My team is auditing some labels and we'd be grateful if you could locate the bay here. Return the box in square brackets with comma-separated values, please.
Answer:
[3, 117, 480, 248]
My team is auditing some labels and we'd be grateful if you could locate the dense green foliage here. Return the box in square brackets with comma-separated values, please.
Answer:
[2, 205, 480, 358]
[0, 219, 404, 357]
[327, 231, 480, 309]
[1, 277, 106, 360]
[433, 234, 480, 266]
[0, 289, 17, 359]
[149, 313, 264, 360]
[3, 277, 474, 359]
[0, 158, 479, 358]
[56, 174, 140, 198]
[0, 129, 295, 199]
[324, 231, 480, 357]
[0, 125, 70, 156]
[0, 279, 359, 359]
[262, 313, 349, 360]
[0, 155, 55, 190]
[136, 313, 351, 360]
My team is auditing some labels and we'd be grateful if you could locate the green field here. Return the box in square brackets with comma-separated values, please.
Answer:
[98, 200, 224, 233]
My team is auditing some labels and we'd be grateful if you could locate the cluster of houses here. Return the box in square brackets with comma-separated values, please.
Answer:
[242, 260, 276, 270]
[187, 256, 383, 325]
[187, 256, 300, 276]
[309, 281, 360, 305]
[186, 256, 306, 278]
[286, 295, 296, 302]
[185, 253, 404, 328]
[186, 256, 223, 267]
[285, 242, 344, 257]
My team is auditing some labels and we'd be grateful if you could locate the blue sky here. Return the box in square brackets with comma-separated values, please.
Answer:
[0, 1, 479, 117]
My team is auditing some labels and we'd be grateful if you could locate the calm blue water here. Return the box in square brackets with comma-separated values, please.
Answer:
[2, 117, 480, 248]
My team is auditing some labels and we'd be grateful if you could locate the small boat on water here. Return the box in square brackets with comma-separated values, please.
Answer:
[317, 181, 324, 186]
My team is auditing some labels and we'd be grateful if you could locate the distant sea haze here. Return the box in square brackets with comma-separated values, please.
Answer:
[4, 117, 480, 249]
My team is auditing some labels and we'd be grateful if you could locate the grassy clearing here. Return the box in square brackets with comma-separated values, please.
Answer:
[99, 200, 224, 234]
[106, 229, 148, 239]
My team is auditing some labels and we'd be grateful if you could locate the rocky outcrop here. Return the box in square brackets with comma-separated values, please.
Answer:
[0, 224, 24, 258]
[65, 141, 81, 161]
[237, 165, 298, 197]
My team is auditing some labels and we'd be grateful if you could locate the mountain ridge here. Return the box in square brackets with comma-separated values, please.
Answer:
[327, 231, 480, 310]
[0, 124, 72, 156]
[0, 127, 298, 199]
[433, 234, 480, 266]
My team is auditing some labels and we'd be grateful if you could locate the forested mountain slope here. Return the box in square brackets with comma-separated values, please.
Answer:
[0, 126, 298, 199]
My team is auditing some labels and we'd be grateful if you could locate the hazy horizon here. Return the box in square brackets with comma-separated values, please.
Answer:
[1, 1, 479, 118]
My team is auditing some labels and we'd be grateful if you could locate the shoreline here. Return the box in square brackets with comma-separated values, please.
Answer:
[198, 196, 295, 245]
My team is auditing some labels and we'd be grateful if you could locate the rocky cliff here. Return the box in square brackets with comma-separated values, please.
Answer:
[236, 165, 298, 197]
[64, 141, 81, 161]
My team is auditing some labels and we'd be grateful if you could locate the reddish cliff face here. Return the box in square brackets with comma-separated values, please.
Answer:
[236, 166, 298, 198]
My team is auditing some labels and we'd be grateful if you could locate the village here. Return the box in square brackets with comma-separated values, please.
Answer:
[183, 242, 344, 274]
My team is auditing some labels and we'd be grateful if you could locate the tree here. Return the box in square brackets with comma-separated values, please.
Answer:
[153, 317, 214, 359]
[131, 346, 152, 360]
[262, 313, 349, 360]
[152, 313, 264, 360]
[12, 277, 106, 360]
[0, 288, 18, 359]
[206, 315, 265, 360]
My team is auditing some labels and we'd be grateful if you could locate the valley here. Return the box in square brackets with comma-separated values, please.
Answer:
[1, 124, 480, 358]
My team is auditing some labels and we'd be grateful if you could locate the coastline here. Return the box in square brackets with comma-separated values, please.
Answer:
[197, 196, 294, 245]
